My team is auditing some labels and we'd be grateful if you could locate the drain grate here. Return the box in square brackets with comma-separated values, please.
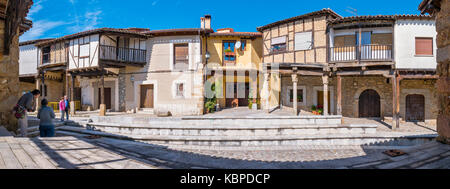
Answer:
[383, 149, 407, 157]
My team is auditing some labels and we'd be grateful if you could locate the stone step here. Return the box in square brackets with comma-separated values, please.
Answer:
[58, 126, 436, 147]
[86, 122, 377, 136]
[89, 115, 343, 126]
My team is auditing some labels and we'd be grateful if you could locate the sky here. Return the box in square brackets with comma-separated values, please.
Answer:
[20, 0, 427, 42]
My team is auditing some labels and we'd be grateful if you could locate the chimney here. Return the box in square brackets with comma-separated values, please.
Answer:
[201, 15, 211, 29]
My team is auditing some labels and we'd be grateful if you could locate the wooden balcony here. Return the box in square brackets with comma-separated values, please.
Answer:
[329, 44, 393, 62]
[99, 45, 147, 66]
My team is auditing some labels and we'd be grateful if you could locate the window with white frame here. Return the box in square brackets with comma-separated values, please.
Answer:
[295, 32, 313, 51]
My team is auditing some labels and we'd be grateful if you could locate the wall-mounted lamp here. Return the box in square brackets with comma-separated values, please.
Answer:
[130, 75, 135, 82]
[205, 51, 211, 60]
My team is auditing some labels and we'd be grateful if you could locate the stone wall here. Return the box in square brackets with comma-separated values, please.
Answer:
[435, 0, 450, 141]
[341, 76, 393, 118]
[0, 20, 20, 131]
[400, 79, 438, 121]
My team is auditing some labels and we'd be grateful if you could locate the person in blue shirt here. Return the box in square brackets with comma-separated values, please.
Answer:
[37, 99, 56, 137]
[64, 95, 70, 121]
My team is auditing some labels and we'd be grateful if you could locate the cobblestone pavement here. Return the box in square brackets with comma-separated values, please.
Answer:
[1, 132, 449, 169]
[0, 136, 157, 169]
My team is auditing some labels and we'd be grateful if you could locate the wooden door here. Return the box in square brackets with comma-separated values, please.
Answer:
[238, 82, 249, 107]
[359, 89, 380, 118]
[98, 88, 112, 109]
[406, 94, 425, 121]
[140, 85, 154, 108]
[317, 91, 331, 113]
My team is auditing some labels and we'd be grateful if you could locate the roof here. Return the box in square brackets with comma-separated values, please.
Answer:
[36, 28, 149, 46]
[419, 0, 441, 14]
[19, 38, 53, 46]
[209, 32, 262, 38]
[329, 14, 435, 25]
[257, 8, 343, 32]
[144, 28, 214, 36]
[0, 0, 34, 33]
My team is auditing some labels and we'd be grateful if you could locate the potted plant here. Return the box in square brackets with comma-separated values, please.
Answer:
[205, 83, 217, 114]
[224, 48, 235, 56]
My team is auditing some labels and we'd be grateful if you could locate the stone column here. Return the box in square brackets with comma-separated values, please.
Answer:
[264, 73, 270, 113]
[322, 75, 329, 116]
[251, 71, 258, 110]
[337, 75, 342, 115]
[433, 1, 450, 144]
[291, 73, 298, 116]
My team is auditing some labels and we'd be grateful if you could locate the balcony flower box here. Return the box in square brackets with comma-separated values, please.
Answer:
[225, 52, 235, 56]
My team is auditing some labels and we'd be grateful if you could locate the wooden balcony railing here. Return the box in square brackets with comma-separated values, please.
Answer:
[329, 44, 393, 62]
[99, 45, 147, 63]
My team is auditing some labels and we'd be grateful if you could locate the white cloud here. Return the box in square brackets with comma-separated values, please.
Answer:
[27, 0, 45, 19]
[68, 10, 102, 33]
[20, 20, 66, 41]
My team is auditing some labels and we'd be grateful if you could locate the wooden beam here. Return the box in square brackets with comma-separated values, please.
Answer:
[336, 70, 391, 76]
[337, 75, 342, 115]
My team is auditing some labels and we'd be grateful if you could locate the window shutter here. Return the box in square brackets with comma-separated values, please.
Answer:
[415, 38, 433, 55]
[271, 36, 286, 45]
[295, 32, 313, 51]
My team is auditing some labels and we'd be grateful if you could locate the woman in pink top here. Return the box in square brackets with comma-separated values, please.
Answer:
[59, 97, 66, 122]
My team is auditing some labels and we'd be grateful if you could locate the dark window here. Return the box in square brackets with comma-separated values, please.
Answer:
[174, 44, 189, 70]
[42, 46, 51, 64]
[240, 40, 247, 51]
[289, 89, 303, 103]
[415, 37, 433, 55]
[176, 83, 184, 97]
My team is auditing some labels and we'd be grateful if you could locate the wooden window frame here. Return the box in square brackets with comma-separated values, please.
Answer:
[174, 43, 189, 70]
[415, 37, 434, 56]
[223, 40, 237, 65]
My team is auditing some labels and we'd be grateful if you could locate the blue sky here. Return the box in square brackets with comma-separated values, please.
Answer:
[20, 0, 426, 42]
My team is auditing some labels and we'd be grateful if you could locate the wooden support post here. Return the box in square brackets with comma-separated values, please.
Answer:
[322, 75, 329, 116]
[41, 71, 46, 98]
[392, 73, 400, 130]
[35, 76, 41, 113]
[99, 72, 106, 116]
[292, 73, 298, 116]
[70, 74, 76, 116]
[337, 75, 342, 115]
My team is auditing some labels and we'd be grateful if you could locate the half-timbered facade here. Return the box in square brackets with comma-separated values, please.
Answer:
[257, 9, 342, 116]
[36, 28, 149, 114]
[257, 8, 439, 129]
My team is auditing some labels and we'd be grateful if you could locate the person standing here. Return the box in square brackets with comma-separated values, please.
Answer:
[59, 97, 66, 122]
[15, 89, 41, 137]
[64, 95, 70, 121]
[37, 99, 56, 137]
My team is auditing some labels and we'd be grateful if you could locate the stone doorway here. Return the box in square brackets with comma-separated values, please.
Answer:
[359, 89, 381, 118]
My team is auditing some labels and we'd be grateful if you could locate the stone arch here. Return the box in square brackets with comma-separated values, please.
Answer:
[353, 87, 387, 118]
